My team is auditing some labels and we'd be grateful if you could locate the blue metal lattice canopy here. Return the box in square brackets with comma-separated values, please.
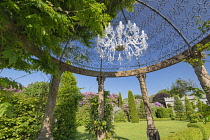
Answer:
[67, 0, 210, 74]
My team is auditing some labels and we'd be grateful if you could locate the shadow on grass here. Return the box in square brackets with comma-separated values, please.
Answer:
[113, 136, 130, 140]
[76, 132, 129, 140]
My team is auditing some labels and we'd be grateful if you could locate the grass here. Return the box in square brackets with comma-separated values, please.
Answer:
[76, 120, 189, 140]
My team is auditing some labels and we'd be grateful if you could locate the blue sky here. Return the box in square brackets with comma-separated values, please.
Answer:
[1, 58, 210, 99]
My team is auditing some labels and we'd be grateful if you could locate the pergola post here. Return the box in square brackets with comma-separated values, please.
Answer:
[187, 52, 210, 103]
[96, 76, 106, 140]
[136, 73, 160, 140]
[192, 64, 210, 103]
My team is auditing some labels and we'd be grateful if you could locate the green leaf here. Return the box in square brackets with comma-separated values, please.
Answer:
[1, 49, 17, 65]
[0, 102, 14, 118]
[71, 16, 78, 21]
[0, 90, 14, 97]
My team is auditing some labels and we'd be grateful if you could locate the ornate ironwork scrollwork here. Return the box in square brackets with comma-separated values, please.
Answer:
[64, 0, 210, 74]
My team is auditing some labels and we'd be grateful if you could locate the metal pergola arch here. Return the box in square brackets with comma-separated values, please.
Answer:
[60, 0, 210, 76]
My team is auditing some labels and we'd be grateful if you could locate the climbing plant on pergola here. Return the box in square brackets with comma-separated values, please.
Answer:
[2, 0, 210, 140]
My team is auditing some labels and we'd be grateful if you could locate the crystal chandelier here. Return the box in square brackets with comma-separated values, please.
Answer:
[96, 20, 148, 64]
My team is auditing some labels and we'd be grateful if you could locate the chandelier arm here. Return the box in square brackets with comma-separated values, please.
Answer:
[136, 0, 192, 50]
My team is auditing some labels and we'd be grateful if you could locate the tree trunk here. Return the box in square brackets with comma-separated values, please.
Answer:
[36, 72, 61, 140]
[192, 63, 210, 103]
[136, 73, 160, 140]
[96, 76, 106, 140]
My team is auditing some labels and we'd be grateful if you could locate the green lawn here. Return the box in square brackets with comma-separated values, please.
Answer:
[76, 120, 189, 140]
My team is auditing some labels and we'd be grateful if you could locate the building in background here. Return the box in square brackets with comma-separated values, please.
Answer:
[164, 95, 208, 109]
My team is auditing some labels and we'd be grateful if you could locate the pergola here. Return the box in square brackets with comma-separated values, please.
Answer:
[33, 0, 210, 140]
[62, 0, 210, 76]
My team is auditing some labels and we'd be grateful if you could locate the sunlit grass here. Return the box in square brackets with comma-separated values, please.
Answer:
[77, 120, 189, 140]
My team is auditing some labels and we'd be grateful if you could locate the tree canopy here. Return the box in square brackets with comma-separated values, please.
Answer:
[0, 0, 135, 75]
[174, 96, 184, 114]
[153, 92, 170, 107]
[23, 81, 49, 96]
[170, 78, 196, 98]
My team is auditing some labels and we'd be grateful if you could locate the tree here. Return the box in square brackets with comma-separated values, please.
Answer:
[0, 0, 136, 74]
[174, 95, 184, 120]
[139, 99, 146, 119]
[157, 89, 170, 94]
[53, 71, 80, 140]
[1, 1, 136, 139]
[23, 81, 49, 118]
[36, 72, 62, 140]
[128, 90, 139, 123]
[153, 92, 170, 107]
[23, 81, 49, 96]
[197, 99, 210, 118]
[0, 77, 22, 91]
[118, 92, 123, 108]
[170, 78, 196, 98]
[184, 96, 194, 120]
[149, 94, 155, 103]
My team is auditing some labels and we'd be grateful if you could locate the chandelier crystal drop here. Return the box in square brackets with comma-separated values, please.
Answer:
[95, 20, 148, 65]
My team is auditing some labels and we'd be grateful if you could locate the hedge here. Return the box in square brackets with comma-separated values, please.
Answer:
[162, 122, 210, 140]
[156, 108, 174, 118]
[140, 118, 174, 121]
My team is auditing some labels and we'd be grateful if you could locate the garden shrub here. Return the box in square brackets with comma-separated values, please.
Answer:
[187, 123, 209, 140]
[151, 106, 157, 119]
[187, 123, 200, 128]
[154, 118, 174, 121]
[128, 90, 139, 123]
[53, 71, 80, 140]
[139, 99, 146, 119]
[118, 92, 123, 108]
[189, 114, 199, 123]
[203, 123, 210, 138]
[140, 118, 175, 121]
[196, 99, 210, 124]
[167, 103, 172, 108]
[76, 105, 90, 126]
[185, 96, 194, 120]
[162, 127, 202, 140]
[175, 112, 187, 120]
[174, 96, 185, 120]
[114, 109, 127, 122]
[203, 115, 210, 123]
[156, 108, 173, 118]
[0, 94, 45, 140]
[163, 122, 210, 140]
[197, 100, 210, 119]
